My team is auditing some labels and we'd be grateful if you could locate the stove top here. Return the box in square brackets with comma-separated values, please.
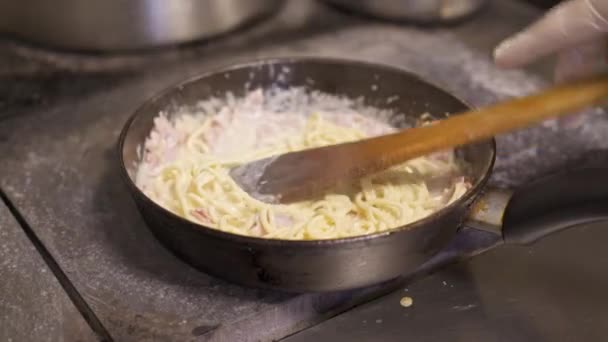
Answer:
[1, 1, 607, 341]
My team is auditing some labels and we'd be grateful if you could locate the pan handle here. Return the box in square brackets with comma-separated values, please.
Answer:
[467, 167, 608, 245]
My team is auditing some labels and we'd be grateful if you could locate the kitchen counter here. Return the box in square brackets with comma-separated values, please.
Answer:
[0, 0, 607, 341]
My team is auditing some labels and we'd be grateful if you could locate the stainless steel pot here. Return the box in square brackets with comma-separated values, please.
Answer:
[0, 0, 282, 51]
[324, 0, 487, 23]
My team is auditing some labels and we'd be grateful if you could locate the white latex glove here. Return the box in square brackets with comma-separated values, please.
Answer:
[494, 0, 608, 82]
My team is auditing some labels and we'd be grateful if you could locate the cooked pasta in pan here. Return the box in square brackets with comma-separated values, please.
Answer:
[135, 88, 470, 240]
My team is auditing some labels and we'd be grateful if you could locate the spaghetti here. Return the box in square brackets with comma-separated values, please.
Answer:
[135, 88, 470, 240]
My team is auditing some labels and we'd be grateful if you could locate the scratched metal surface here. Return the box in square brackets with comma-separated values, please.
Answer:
[283, 222, 608, 342]
[0, 201, 97, 341]
[0, 0, 607, 341]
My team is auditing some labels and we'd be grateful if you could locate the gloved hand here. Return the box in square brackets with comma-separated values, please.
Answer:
[494, 0, 608, 82]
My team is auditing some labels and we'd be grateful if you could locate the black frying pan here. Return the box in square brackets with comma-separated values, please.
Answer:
[118, 57, 608, 292]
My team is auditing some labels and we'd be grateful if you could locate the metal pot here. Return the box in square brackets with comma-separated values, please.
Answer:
[0, 0, 282, 51]
[118, 57, 608, 292]
[324, 0, 488, 24]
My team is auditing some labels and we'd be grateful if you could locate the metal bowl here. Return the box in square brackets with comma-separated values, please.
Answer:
[0, 0, 282, 51]
[324, 0, 488, 24]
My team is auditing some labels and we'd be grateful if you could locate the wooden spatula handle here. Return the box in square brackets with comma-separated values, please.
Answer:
[245, 74, 608, 203]
[352, 74, 608, 173]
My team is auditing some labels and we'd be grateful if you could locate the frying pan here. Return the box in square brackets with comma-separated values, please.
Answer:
[118, 57, 608, 292]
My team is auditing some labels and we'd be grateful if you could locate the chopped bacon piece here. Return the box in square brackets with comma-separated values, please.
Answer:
[191, 209, 212, 225]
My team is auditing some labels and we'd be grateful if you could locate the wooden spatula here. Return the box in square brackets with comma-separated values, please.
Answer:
[230, 74, 608, 204]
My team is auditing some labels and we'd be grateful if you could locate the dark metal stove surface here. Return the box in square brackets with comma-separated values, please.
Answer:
[1, 1, 607, 341]
[285, 222, 608, 342]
